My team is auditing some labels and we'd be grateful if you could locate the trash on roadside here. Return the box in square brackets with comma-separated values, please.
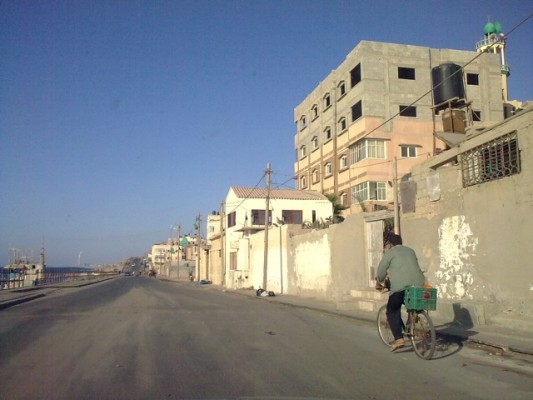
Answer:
[256, 288, 275, 297]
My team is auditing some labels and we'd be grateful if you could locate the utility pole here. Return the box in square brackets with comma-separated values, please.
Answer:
[177, 224, 181, 279]
[393, 157, 400, 235]
[196, 213, 201, 282]
[263, 163, 271, 291]
[221, 201, 226, 287]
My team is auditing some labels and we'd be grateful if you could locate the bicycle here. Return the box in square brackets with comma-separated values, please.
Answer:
[376, 285, 437, 360]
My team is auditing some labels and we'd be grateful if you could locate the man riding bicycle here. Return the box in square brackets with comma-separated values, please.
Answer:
[376, 234, 425, 352]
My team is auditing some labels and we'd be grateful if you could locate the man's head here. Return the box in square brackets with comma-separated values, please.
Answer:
[388, 234, 403, 246]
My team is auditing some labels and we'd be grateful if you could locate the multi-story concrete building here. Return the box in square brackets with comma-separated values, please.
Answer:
[294, 40, 504, 215]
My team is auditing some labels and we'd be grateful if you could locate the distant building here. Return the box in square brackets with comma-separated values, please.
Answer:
[218, 186, 333, 289]
[294, 40, 505, 216]
[2, 247, 46, 288]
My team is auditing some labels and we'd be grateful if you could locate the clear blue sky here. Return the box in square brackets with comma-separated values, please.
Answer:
[1, 1, 531, 267]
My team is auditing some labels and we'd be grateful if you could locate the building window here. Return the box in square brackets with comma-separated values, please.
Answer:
[300, 145, 306, 159]
[227, 211, 236, 228]
[311, 136, 318, 150]
[325, 162, 332, 177]
[230, 252, 237, 270]
[461, 131, 520, 187]
[339, 155, 348, 170]
[351, 63, 361, 87]
[324, 93, 331, 109]
[351, 139, 386, 163]
[472, 110, 482, 122]
[398, 67, 415, 80]
[399, 105, 417, 117]
[340, 192, 348, 207]
[339, 117, 347, 132]
[300, 115, 307, 130]
[338, 81, 346, 97]
[324, 127, 332, 141]
[352, 100, 362, 122]
[299, 175, 307, 189]
[282, 210, 303, 224]
[351, 181, 387, 203]
[311, 104, 319, 119]
[312, 169, 319, 183]
[252, 209, 272, 225]
[467, 73, 479, 85]
[400, 145, 417, 158]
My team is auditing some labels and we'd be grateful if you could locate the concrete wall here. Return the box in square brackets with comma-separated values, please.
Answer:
[401, 107, 533, 319]
[245, 214, 370, 300]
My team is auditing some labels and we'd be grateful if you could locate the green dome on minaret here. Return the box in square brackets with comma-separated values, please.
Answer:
[484, 21, 495, 35]
[484, 21, 502, 36]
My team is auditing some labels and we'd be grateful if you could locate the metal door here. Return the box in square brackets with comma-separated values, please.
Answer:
[365, 220, 384, 286]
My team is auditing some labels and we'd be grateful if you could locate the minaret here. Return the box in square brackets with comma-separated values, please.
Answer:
[476, 20, 510, 102]
[40, 247, 46, 270]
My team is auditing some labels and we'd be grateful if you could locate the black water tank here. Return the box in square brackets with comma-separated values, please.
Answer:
[432, 63, 465, 112]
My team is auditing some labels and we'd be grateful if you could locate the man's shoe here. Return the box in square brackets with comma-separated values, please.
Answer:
[391, 338, 405, 352]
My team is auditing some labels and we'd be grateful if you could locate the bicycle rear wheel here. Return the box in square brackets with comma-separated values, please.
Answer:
[409, 310, 436, 360]
[377, 305, 394, 346]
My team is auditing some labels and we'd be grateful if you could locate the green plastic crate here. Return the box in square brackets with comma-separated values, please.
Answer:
[404, 287, 437, 310]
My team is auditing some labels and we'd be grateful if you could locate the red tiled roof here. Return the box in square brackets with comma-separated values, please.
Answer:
[231, 186, 327, 201]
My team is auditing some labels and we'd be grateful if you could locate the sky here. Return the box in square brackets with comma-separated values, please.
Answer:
[1, 1, 531, 267]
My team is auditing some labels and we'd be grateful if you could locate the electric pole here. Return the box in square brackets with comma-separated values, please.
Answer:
[196, 213, 201, 282]
[263, 163, 271, 291]
[393, 157, 400, 235]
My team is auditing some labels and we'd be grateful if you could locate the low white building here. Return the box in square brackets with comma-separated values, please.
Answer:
[223, 186, 333, 289]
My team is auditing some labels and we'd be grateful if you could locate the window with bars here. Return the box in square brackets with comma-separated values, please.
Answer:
[461, 132, 520, 187]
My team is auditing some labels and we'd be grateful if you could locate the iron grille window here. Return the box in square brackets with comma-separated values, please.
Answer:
[461, 132, 520, 187]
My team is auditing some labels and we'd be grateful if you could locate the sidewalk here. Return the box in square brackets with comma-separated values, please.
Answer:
[0, 276, 118, 310]
[214, 285, 533, 356]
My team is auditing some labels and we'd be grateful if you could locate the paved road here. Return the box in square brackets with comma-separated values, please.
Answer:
[0, 277, 531, 400]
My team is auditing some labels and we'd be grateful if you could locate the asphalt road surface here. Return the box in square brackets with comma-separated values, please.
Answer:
[0, 277, 532, 400]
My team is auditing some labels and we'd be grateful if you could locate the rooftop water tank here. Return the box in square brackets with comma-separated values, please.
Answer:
[432, 63, 465, 112]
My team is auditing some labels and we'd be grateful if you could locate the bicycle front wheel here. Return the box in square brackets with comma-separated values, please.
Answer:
[377, 305, 394, 347]
[409, 310, 436, 360]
